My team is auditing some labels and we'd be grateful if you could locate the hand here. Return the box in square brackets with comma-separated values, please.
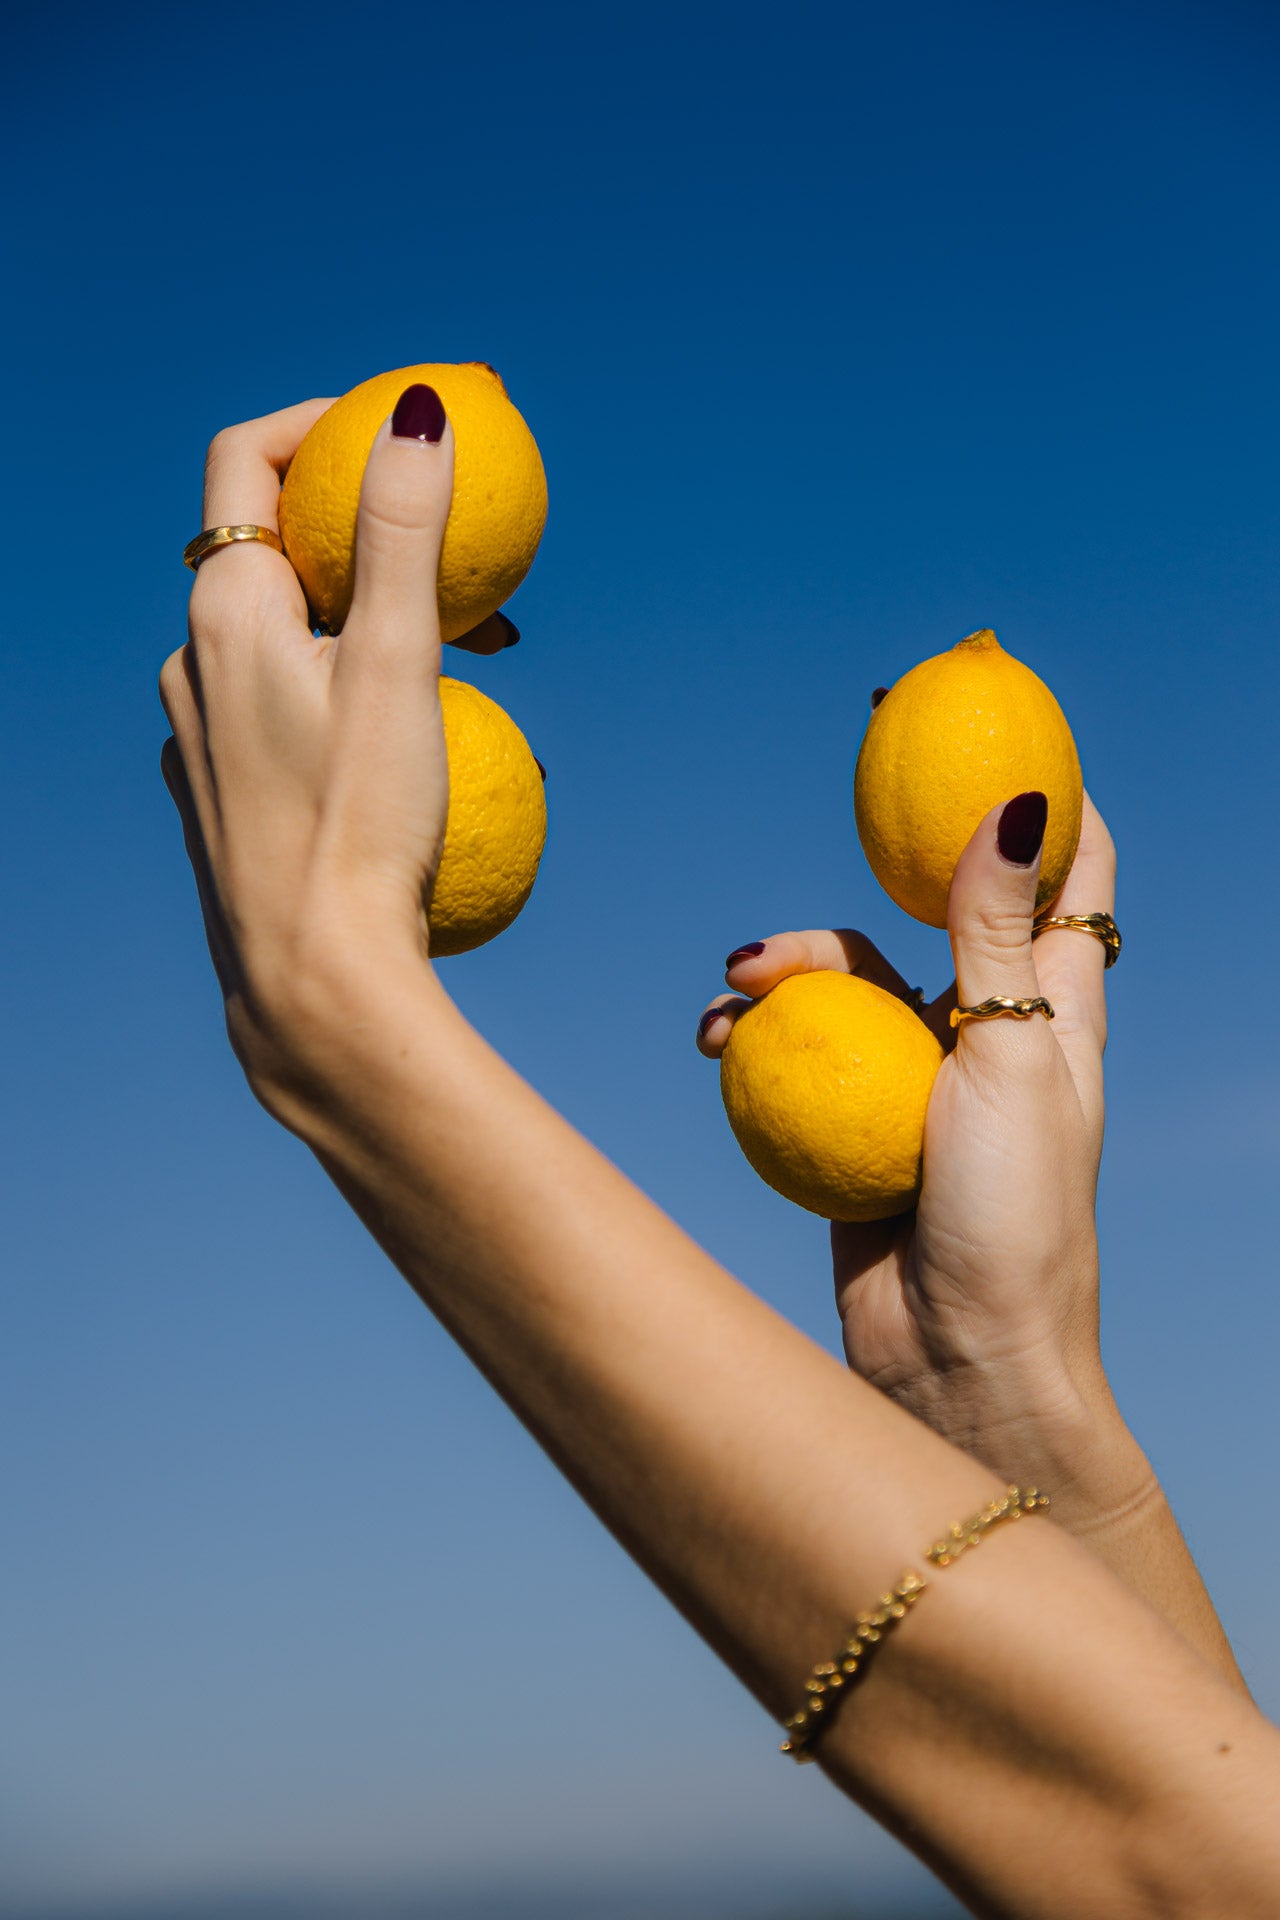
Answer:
[160, 390, 464, 1116]
[697, 794, 1124, 1503]
[698, 796, 1246, 1686]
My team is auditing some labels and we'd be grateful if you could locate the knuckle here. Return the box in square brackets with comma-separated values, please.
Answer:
[967, 901, 1032, 956]
[158, 647, 187, 716]
[187, 566, 229, 637]
[187, 560, 277, 647]
[204, 423, 246, 476]
[358, 502, 416, 551]
[359, 482, 435, 545]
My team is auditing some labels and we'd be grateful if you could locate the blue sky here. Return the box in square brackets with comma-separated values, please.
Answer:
[3, 2, 1278, 1915]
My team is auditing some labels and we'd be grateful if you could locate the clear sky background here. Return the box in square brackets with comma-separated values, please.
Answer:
[3, 2, 1278, 1916]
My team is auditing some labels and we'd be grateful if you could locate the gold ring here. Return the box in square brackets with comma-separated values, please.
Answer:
[1032, 910, 1122, 969]
[950, 996, 1054, 1028]
[183, 524, 284, 571]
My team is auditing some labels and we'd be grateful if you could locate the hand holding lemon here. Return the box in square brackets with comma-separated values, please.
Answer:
[706, 627, 1086, 1224]
[275, 364, 549, 957]
[694, 620, 1134, 1524]
[698, 791, 1128, 1542]
[164, 370, 549, 1125]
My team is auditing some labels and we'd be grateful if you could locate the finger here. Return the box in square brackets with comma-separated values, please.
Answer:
[920, 981, 959, 1052]
[158, 643, 214, 812]
[158, 639, 243, 845]
[1031, 790, 1115, 1049]
[158, 642, 199, 732]
[1027, 792, 1116, 1118]
[339, 382, 454, 683]
[448, 611, 520, 655]
[723, 928, 917, 1003]
[160, 737, 237, 996]
[946, 791, 1048, 1054]
[830, 1214, 915, 1356]
[695, 995, 753, 1058]
[193, 398, 335, 621]
[201, 397, 335, 528]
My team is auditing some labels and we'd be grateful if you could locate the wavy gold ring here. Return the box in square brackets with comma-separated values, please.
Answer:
[1032, 910, 1122, 969]
[183, 525, 284, 571]
[950, 996, 1055, 1028]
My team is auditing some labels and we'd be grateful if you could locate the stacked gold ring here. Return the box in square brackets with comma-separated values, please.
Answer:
[183, 525, 284, 571]
[1032, 909, 1122, 968]
[950, 996, 1054, 1028]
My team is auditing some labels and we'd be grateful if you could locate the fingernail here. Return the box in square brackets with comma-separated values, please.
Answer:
[725, 941, 766, 968]
[392, 383, 446, 443]
[499, 614, 521, 648]
[533, 756, 546, 782]
[997, 791, 1048, 866]
[698, 1007, 729, 1040]
[871, 686, 890, 709]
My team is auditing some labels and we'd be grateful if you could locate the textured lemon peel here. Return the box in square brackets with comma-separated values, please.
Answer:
[279, 362, 547, 641]
[854, 631, 1082, 929]
[429, 678, 547, 957]
[720, 974, 944, 1222]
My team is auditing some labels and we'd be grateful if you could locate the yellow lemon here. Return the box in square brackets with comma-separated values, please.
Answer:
[279, 362, 547, 641]
[720, 973, 943, 1222]
[854, 630, 1082, 929]
[431, 677, 546, 957]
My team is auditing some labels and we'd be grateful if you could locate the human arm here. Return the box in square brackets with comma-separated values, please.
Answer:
[695, 799, 1243, 1689]
[160, 396, 1280, 1917]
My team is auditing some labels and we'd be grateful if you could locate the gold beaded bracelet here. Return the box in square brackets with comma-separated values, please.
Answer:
[779, 1571, 926, 1760]
[926, 1483, 1050, 1567]
[778, 1485, 1048, 1763]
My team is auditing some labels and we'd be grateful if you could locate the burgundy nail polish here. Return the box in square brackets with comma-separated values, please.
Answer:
[997, 791, 1048, 866]
[499, 614, 521, 647]
[533, 757, 546, 782]
[871, 686, 890, 709]
[725, 941, 766, 968]
[391, 383, 446, 443]
[698, 1006, 728, 1040]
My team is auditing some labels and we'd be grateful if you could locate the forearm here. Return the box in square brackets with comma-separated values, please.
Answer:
[282, 953, 989, 1696]
[262, 949, 1278, 1918]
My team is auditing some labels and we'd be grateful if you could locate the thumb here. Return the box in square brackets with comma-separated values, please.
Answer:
[340, 382, 454, 674]
[947, 791, 1048, 1014]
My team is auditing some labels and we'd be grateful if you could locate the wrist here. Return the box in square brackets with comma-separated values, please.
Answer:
[1021, 1379, 1162, 1539]
[900, 1350, 1152, 1533]
[231, 918, 453, 1137]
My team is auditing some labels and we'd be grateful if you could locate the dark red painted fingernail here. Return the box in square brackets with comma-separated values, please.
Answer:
[391, 383, 446, 443]
[997, 791, 1048, 866]
[499, 614, 521, 647]
[698, 1006, 729, 1040]
[871, 686, 890, 708]
[533, 757, 546, 781]
[725, 941, 766, 968]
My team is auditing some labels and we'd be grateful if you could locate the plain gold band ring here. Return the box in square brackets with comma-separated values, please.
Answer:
[183, 525, 284, 571]
[950, 996, 1055, 1028]
[1032, 909, 1122, 968]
